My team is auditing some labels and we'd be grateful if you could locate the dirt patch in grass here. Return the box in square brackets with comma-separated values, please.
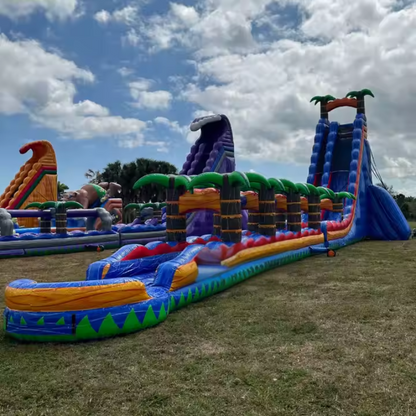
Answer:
[0, 241, 416, 415]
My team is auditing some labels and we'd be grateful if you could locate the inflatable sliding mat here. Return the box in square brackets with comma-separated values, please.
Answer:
[3, 96, 411, 342]
[0, 141, 57, 228]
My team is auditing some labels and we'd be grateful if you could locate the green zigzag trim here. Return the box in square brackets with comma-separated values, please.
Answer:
[142, 305, 158, 328]
[76, 316, 96, 339]
[37, 317, 45, 326]
[186, 289, 193, 304]
[98, 313, 120, 337]
[158, 303, 167, 322]
[56, 317, 65, 325]
[20, 317, 27, 325]
[178, 292, 186, 308]
[122, 309, 141, 333]
[170, 296, 176, 312]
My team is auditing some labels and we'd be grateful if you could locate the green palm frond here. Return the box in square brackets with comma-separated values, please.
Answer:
[268, 178, 286, 193]
[25, 202, 42, 209]
[124, 203, 143, 211]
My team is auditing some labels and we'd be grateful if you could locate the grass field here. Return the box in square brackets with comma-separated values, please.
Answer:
[1, 239, 416, 416]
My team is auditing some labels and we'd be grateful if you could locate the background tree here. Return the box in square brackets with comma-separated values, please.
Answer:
[84, 169, 102, 184]
[57, 181, 69, 196]
[90, 158, 178, 206]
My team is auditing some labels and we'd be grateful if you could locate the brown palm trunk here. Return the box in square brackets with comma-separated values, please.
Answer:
[287, 191, 301, 233]
[213, 213, 221, 236]
[307, 194, 321, 231]
[248, 211, 259, 233]
[320, 102, 328, 120]
[40, 211, 51, 234]
[220, 175, 242, 243]
[166, 178, 187, 242]
[357, 96, 365, 114]
[332, 198, 343, 218]
[275, 210, 286, 230]
[55, 204, 67, 234]
[258, 186, 276, 237]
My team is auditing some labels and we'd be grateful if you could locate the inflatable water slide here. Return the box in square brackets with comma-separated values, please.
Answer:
[4, 90, 411, 342]
[0, 141, 57, 228]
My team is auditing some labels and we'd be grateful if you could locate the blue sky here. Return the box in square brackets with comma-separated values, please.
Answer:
[0, 0, 416, 194]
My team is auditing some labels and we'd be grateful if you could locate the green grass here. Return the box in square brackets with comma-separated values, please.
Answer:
[1, 240, 416, 415]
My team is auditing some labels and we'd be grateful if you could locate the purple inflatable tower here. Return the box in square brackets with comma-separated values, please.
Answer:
[180, 114, 248, 236]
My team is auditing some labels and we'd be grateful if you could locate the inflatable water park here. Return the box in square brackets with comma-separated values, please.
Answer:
[3, 89, 411, 342]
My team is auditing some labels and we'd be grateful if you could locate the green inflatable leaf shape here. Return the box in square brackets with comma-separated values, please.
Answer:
[201, 284, 207, 298]
[245, 172, 271, 188]
[122, 309, 141, 334]
[170, 296, 176, 312]
[76, 316, 97, 339]
[186, 289, 193, 304]
[98, 313, 120, 337]
[206, 283, 212, 296]
[142, 305, 158, 328]
[20, 317, 27, 325]
[56, 317, 65, 326]
[193, 287, 200, 301]
[9, 316, 14, 324]
[178, 292, 187, 308]
[158, 303, 167, 322]
[37, 317, 45, 326]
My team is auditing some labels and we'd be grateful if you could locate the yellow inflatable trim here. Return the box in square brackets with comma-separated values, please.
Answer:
[170, 261, 199, 291]
[6, 280, 152, 312]
[221, 234, 324, 268]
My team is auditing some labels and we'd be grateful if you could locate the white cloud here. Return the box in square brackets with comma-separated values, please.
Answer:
[94, 10, 111, 24]
[123, 28, 141, 46]
[154, 116, 186, 134]
[118, 135, 168, 152]
[94, 6, 138, 25]
[169, 0, 416, 192]
[117, 67, 134, 77]
[90, 0, 416, 192]
[129, 79, 172, 110]
[0, 0, 79, 20]
[0, 34, 147, 143]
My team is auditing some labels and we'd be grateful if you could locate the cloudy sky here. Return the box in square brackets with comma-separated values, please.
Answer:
[0, 0, 415, 194]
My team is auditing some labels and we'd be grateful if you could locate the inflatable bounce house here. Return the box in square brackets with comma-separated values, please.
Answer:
[3, 89, 411, 342]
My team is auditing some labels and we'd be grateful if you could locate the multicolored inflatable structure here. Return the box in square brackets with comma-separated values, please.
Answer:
[0, 115, 238, 257]
[0, 141, 58, 228]
[3, 90, 411, 342]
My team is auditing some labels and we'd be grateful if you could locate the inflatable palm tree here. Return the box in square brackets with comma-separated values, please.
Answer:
[134, 174, 190, 242]
[310, 95, 336, 119]
[245, 173, 276, 236]
[345, 89, 375, 115]
[280, 179, 302, 232]
[26, 201, 83, 234]
[189, 172, 249, 243]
